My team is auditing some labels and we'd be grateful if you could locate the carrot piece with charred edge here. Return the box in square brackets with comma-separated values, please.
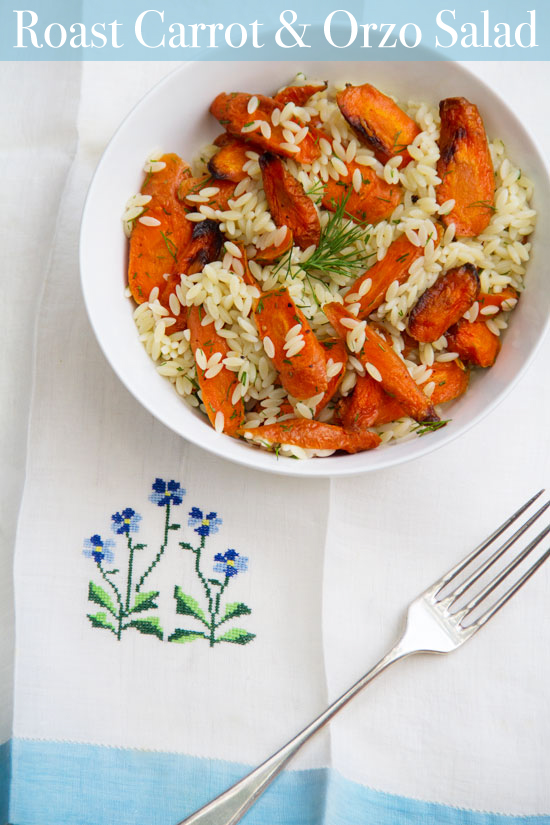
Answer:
[242, 419, 380, 454]
[187, 305, 245, 435]
[477, 287, 519, 314]
[255, 227, 294, 264]
[259, 153, 321, 251]
[336, 83, 421, 168]
[317, 338, 348, 413]
[408, 263, 480, 343]
[178, 174, 237, 211]
[158, 220, 223, 332]
[208, 138, 250, 183]
[210, 92, 321, 165]
[437, 97, 495, 237]
[321, 159, 402, 225]
[254, 288, 328, 400]
[446, 320, 501, 368]
[128, 154, 193, 304]
[351, 227, 442, 318]
[273, 83, 328, 108]
[323, 302, 438, 423]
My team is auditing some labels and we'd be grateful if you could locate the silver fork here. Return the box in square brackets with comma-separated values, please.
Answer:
[179, 491, 550, 825]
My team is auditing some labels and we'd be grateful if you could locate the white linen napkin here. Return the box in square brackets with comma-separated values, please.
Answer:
[3, 60, 550, 825]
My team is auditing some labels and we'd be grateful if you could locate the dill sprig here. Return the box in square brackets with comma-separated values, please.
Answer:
[305, 180, 326, 205]
[414, 419, 451, 437]
[274, 192, 373, 286]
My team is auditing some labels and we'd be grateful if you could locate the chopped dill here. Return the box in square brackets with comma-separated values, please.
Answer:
[160, 231, 178, 263]
[467, 200, 496, 212]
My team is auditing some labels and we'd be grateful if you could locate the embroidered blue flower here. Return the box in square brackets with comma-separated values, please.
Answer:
[83, 534, 115, 565]
[213, 549, 248, 578]
[149, 478, 185, 507]
[188, 507, 222, 537]
[111, 508, 142, 535]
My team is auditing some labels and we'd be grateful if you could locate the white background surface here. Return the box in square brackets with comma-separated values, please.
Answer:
[3, 61, 550, 816]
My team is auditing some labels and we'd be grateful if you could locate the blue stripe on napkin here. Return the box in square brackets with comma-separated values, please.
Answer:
[0, 741, 10, 825]
[8, 739, 550, 825]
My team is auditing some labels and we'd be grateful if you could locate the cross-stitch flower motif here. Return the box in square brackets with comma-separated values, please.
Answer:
[83, 534, 115, 565]
[111, 508, 142, 535]
[188, 507, 222, 537]
[149, 478, 185, 507]
[213, 549, 248, 578]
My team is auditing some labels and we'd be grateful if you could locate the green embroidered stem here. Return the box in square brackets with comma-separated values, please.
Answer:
[190, 537, 219, 647]
[137, 500, 172, 591]
[126, 536, 135, 612]
[210, 577, 229, 645]
[98, 562, 124, 640]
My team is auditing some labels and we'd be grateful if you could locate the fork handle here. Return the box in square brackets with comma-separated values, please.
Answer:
[177, 644, 411, 825]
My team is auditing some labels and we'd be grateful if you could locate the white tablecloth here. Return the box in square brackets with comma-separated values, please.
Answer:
[2, 60, 550, 825]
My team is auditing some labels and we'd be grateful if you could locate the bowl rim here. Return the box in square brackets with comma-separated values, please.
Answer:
[79, 59, 550, 479]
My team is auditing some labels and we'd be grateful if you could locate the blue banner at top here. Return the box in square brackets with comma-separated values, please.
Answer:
[1, 0, 548, 60]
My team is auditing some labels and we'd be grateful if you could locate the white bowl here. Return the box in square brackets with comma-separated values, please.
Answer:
[80, 60, 550, 477]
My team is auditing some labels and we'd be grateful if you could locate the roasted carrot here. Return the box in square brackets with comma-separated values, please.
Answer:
[437, 97, 495, 237]
[242, 419, 380, 453]
[340, 357, 469, 430]
[323, 302, 438, 422]
[187, 305, 245, 435]
[210, 92, 321, 165]
[274, 82, 327, 108]
[408, 264, 480, 343]
[429, 360, 470, 405]
[128, 154, 193, 304]
[339, 375, 391, 429]
[477, 287, 519, 314]
[349, 227, 442, 318]
[208, 138, 250, 183]
[178, 174, 238, 211]
[255, 227, 294, 264]
[141, 153, 193, 202]
[337, 83, 420, 168]
[254, 288, 328, 399]
[259, 153, 321, 250]
[317, 338, 348, 412]
[446, 320, 501, 368]
[321, 159, 402, 225]
[158, 219, 223, 330]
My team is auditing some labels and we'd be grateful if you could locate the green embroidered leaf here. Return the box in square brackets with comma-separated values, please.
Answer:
[87, 612, 117, 634]
[217, 628, 256, 645]
[133, 544, 146, 551]
[222, 602, 252, 621]
[169, 523, 181, 531]
[208, 578, 222, 586]
[88, 582, 117, 616]
[168, 628, 206, 644]
[126, 617, 163, 640]
[174, 586, 207, 623]
[130, 591, 159, 614]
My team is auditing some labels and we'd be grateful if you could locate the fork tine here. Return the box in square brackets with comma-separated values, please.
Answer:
[472, 542, 550, 630]
[442, 500, 550, 606]
[457, 523, 550, 619]
[434, 490, 544, 597]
